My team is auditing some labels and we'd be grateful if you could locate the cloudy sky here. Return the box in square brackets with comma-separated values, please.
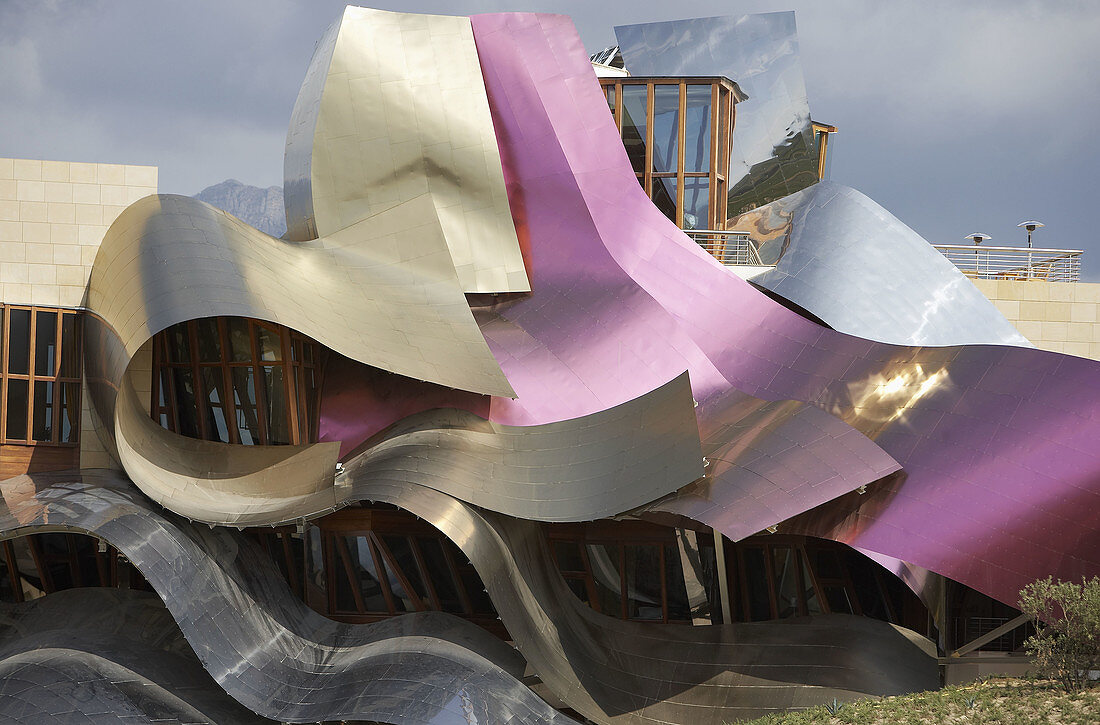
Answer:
[2, 0, 1098, 278]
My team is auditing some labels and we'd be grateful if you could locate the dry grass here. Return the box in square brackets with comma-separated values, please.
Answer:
[734, 677, 1100, 725]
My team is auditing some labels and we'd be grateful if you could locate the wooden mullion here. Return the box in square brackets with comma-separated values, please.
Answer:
[24, 309, 35, 444]
[709, 82, 719, 230]
[187, 321, 210, 441]
[52, 310, 64, 443]
[676, 82, 686, 228]
[249, 322, 270, 445]
[1, 305, 8, 442]
[644, 81, 654, 197]
[3, 541, 23, 603]
[334, 533, 367, 614]
[369, 531, 427, 612]
[218, 320, 240, 445]
[281, 331, 300, 445]
[408, 537, 442, 611]
[440, 543, 474, 615]
[366, 533, 398, 615]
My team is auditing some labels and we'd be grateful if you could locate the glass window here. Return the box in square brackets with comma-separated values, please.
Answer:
[682, 178, 708, 231]
[8, 310, 30, 375]
[226, 318, 252, 362]
[333, 535, 387, 613]
[59, 316, 80, 378]
[417, 537, 463, 613]
[624, 544, 663, 620]
[621, 86, 648, 174]
[34, 311, 56, 377]
[586, 543, 623, 617]
[652, 177, 677, 222]
[553, 540, 585, 572]
[59, 383, 79, 443]
[195, 318, 221, 363]
[683, 85, 712, 172]
[6, 379, 27, 440]
[166, 322, 191, 364]
[650, 84, 679, 173]
[201, 368, 230, 443]
[232, 367, 260, 445]
[741, 547, 772, 621]
[31, 381, 53, 442]
[772, 546, 800, 618]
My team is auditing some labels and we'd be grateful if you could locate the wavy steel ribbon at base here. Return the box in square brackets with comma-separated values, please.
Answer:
[348, 476, 938, 725]
[0, 589, 272, 724]
[0, 470, 576, 725]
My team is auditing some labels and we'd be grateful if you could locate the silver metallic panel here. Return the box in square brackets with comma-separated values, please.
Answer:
[614, 13, 819, 215]
[88, 193, 515, 398]
[339, 371, 702, 523]
[283, 7, 530, 294]
[0, 471, 575, 725]
[353, 478, 939, 725]
[636, 387, 901, 541]
[0, 589, 271, 724]
[739, 182, 1032, 346]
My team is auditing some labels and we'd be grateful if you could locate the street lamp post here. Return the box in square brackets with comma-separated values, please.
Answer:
[1017, 221, 1044, 278]
[966, 233, 991, 277]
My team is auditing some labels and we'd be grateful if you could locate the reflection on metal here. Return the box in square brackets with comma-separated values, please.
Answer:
[933, 244, 1083, 282]
[635, 389, 901, 543]
[340, 372, 702, 524]
[114, 375, 341, 526]
[739, 182, 1033, 347]
[683, 229, 765, 265]
[615, 13, 819, 216]
[89, 193, 514, 398]
[0, 471, 576, 725]
[284, 6, 529, 294]
[0, 589, 270, 724]
[354, 476, 939, 725]
[470, 11, 1100, 609]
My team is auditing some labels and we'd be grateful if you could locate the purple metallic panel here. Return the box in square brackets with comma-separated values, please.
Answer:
[468, 13, 1100, 606]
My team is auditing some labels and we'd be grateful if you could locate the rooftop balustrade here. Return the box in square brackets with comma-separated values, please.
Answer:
[932, 244, 1083, 283]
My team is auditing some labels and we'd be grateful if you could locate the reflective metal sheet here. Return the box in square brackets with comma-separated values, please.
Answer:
[284, 7, 530, 294]
[339, 371, 702, 523]
[89, 193, 515, 398]
[353, 476, 939, 725]
[0, 589, 272, 724]
[0, 471, 574, 725]
[468, 12, 1100, 607]
[614, 13, 819, 216]
[739, 181, 1032, 346]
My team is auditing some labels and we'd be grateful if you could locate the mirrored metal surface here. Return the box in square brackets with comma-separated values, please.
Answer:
[0, 470, 574, 725]
[0, 589, 273, 724]
[284, 7, 530, 294]
[614, 13, 819, 216]
[736, 182, 1032, 346]
[351, 475, 939, 725]
[469, 12, 1100, 608]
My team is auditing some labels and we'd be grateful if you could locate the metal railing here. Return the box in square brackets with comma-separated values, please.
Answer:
[684, 230, 770, 266]
[933, 244, 1083, 283]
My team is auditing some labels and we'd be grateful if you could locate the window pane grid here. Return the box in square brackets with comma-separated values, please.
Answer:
[0, 306, 81, 446]
[150, 317, 321, 446]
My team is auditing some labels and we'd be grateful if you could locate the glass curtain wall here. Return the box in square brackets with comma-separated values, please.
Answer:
[601, 77, 736, 231]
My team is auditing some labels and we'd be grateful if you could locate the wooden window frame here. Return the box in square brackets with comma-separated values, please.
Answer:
[0, 305, 82, 447]
[150, 316, 323, 446]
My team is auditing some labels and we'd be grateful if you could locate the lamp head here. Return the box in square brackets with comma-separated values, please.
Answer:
[966, 232, 991, 245]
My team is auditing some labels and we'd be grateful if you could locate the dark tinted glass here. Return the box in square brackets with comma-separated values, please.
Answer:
[553, 540, 585, 572]
[171, 368, 199, 438]
[195, 318, 221, 363]
[5, 379, 27, 439]
[32, 380, 53, 442]
[417, 537, 463, 613]
[59, 314, 80, 378]
[332, 535, 387, 613]
[664, 543, 691, 621]
[60, 383, 79, 443]
[742, 547, 771, 621]
[652, 177, 677, 222]
[33, 311, 56, 376]
[8, 309, 30, 375]
[586, 543, 622, 617]
[226, 318, 252, 361]
[621, 85, 648, 173]
[624, 544, 663, 620]
[232, 367, 259, 444]
[202, 368, 230, 442]
[257, 325, 282, 361]
[263, 366, 289, 444]
[683, 177, 708, 231]
[166, 322, 191, 364]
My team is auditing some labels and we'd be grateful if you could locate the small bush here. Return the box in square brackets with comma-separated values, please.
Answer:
[1018, 576, 1100, 692]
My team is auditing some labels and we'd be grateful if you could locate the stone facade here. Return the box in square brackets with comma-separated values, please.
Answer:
[971, 278, 1100, 361]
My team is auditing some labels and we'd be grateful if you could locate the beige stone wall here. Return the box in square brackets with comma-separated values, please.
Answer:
[0, 157, 157, 307]
[971, 279, 1100, 360]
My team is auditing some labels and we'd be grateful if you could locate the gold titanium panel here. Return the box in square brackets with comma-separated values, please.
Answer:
[284, 7, 530, 294]
[114, 377, 342, 526]
[88, 193, 515, 398]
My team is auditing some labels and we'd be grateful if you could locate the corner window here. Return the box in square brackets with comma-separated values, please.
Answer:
[150, 317, 322, 445]
[0, 306, 82, 446]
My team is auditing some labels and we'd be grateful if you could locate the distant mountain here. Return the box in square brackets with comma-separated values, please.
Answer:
[194, 179, 286, 238]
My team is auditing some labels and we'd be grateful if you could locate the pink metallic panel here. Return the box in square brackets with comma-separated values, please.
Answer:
[468, 12, 1100, 606]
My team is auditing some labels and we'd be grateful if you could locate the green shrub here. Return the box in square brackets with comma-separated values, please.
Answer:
[1018, 576, 1100, 692]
